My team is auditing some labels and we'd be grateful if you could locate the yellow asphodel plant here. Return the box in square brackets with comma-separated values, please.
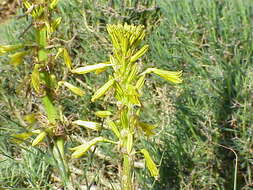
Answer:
[70, 23, 182, 190]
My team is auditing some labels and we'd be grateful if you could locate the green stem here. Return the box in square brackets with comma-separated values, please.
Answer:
[122, 153, 134, 190]
[36, 26, 74, 189]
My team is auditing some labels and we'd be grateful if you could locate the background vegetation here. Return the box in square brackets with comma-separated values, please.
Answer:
[0, 0, 252, 189]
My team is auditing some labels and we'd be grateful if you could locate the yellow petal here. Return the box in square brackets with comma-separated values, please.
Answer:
[127, 133, 133, 154]
[130, 45, 149, 63]
[95, 110, 112, 118]
[144, 68, 183, 84]
[138, 122, 156, 136]
[60, 81, 85, 96]
[135, 75, 146, 90]
[72, 120, 100, 130]
[50, 0, 59, 9]
[91, 78, 115, 102]
[140, 149, 159, 179]
[63, 48, 72, 70]
[31, 64, 42, 93]
[126, 64, 138, 84]
[11, 132, 34, 144]
[71, 137, 104, 158]
[8, 51, 28, 66]
[107, 120, 120, 139]
[71, 63, 113, 74]
[0, 44, 24, 55]
[32, 131, 47, 146]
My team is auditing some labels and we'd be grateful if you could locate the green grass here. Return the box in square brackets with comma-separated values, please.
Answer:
[1, 0, 253, 189]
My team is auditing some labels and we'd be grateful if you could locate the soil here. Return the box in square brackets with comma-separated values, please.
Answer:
[0, 0, 19, 23]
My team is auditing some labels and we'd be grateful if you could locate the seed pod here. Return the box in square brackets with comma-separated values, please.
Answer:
[11, 132, 34, 144]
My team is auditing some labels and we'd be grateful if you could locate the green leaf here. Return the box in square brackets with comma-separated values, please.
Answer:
[41, 95, 59, 123]
[140, 149, 159, 179]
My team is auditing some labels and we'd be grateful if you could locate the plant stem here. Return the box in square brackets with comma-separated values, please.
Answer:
[122, 153, 134, 190]
[36, 25, 74, 189]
